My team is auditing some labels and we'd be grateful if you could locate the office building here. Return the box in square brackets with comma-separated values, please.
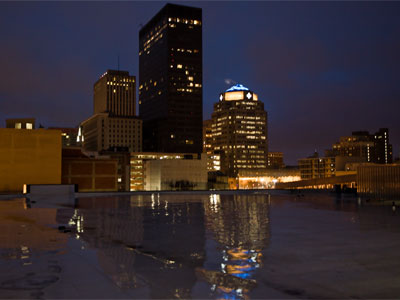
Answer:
[210, 84, 268, 177]
[328, 128, 393, 164]
[80, 70, 142, 153]
[80, 113, 141, 152]
[268, 151, 284, 169]
[298, 152, 364, 180]
[94, 70, 136, 117]
[203, 119, 212, 154]
[202, 120, 220, 171]
[373, 128, 393, 164]
[298, 156, 336, 180]
[139, 3, 203, 153]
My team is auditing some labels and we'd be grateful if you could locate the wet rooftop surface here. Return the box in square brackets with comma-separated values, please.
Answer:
[1, 191, 400, 299]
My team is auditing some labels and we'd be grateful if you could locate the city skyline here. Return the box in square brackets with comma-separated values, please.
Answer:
[1, 1, 399, 164]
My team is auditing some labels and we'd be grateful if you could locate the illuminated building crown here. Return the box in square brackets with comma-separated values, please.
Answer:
[226, 84, 249, 92]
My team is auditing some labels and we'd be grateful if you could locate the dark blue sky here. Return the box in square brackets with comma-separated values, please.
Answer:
[1, 1, 399, 164]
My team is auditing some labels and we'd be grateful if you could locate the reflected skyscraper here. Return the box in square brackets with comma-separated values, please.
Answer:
[68, 195, 205, 298]
[200, 194, 270, 299]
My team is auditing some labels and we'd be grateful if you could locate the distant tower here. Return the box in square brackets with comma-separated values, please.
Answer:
[94, 70, 136, 117]
[80, 70, 142, 152]
[139, 3, 203, 153]
[210, 84, 268, 177]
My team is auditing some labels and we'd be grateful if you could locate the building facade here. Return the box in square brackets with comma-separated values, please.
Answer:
[0, 128, 61, 192]
[298, 156, 336, 180]
[328, 128, 393, 164]
[80, 70, 142, 153]
[139, 3, 203, 153]
[130, 152, 205, 191]
[210, 84, 268, 177]
[267, 151, 284, 169]
[94, 70, 136, 117]
[81, 113, 141, 152]
[145, 156, 208, 191]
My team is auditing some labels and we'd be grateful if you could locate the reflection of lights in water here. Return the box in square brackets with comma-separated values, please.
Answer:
[214, 247, 262, 299]
[209, 194, 220, 213]
[165, 201, 169, 216]
[20, 245, 32, 265]
[68, 209, 84, 233]
[151, 193, 155, 209]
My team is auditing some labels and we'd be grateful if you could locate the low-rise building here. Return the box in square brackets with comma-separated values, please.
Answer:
[0, 128, 61, 193]
[62, 148, 118, 192]
[145, 156, 207, 191]
[130, 152, 207, 191]
[298, 154, 363, 180]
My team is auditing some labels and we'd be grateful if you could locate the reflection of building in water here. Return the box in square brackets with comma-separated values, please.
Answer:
[69, 195, 206, 298]
[62, 196, 144, 289]
[201, 194, 270, 299]
[0, 198, 68, 264]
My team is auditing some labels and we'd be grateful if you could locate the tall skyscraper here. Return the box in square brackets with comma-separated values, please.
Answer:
[210, 84, 268, 177]
[80, 70, 142, 153]
[139, 3, 203, 153]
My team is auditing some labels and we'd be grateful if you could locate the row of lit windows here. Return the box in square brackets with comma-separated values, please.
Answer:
[168, 17, 201, 26]
[172, 48, 199, 54]
[107, 82, 132, 87]
[235, 116, 263, 120]
[143, 23, 167, 47]
[176, 88, 193, 93]
[236, 165, 267, 169]
[246, 135, 266, 140]
[235, 130, 263, 135]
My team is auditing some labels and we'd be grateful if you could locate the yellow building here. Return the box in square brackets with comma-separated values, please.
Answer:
[0, 128, 62, 193]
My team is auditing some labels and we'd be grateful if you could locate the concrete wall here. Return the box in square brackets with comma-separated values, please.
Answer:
[145, 157, 207, 191]
[0, 128, 61, 193]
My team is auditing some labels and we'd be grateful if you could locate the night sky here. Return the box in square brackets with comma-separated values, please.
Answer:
[1, 1, 399, 164]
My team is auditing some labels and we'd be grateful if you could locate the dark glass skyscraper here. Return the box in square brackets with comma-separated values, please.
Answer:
[139, 3, 203, 153]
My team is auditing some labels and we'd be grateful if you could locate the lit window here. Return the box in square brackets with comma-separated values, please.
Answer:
[177, 64, 183, 69]
[15, 123, 22, 129]
[26, 123, 33, 130]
